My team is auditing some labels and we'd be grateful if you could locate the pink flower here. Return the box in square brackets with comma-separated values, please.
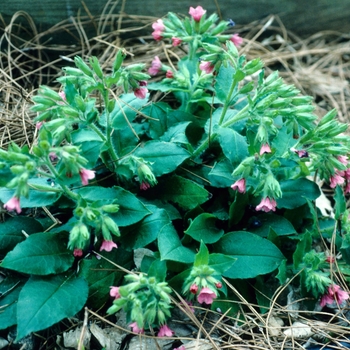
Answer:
[174, 346, 186, 350]
[148, 56, 162, 76]
[49, 152, 58, 161]
[166, 70, 174, 78]
[152, 30, 163, 41]
[152, 19, 165, 31]
[79, 168, 95, 186]
[172, 37, 182, 46]
[134, 87, 148, 99]
[345, 182, 350, 194]
[320, 284, 349, 307]
[230, 33, 243, 47]
[190, 283, 198, 294]
[338, 155, 348, 165]
[231, 178, 246, 193]
[260, 143, 271, 155]
[256, 197, 277, 212]
[4, 196, 21, 214]
[58, 91, 66, 100]
[291, 148, 308, 158]
[197, 287, 216, 305]
[73, 249, 83, 257]
[140, 181, 151, 191]
[36, 121, 44, 129]
[326, 256, 335, 263]
[100, 240, 118, 252]
[130, 322, 144, 334]
[157, 324, 174, 337]
[330, 173, 345, 188]
[199, 61, 214, 74]
[110, 286, 121, 299]
[189, 6, 206, 22]
[215, 282, 222, 289]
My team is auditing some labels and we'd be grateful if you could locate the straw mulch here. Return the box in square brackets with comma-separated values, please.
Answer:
[1, 2, 350, 349]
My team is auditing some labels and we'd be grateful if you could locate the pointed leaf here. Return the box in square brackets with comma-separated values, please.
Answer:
[134, 141, 191, 176]
[334, 185, 346, 220]
[194, 241, 209, 266]
[215, 65, 236, 103]
[1, 232, 73, 275]
[208, 253, 236, 275]
[185, 213, 224, 244]
[208, 159, 234, 188]
[16, 274, 88, 341]
[249, 213, 296, 237]
[158, 223, 195, 263]
[214, 231, 285, 279]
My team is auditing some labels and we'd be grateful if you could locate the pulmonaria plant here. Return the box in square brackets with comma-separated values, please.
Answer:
[1, 5, 350, 341]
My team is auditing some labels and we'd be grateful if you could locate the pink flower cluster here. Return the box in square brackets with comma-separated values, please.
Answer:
[329, 156, 350, 193]
[152, 19, 165, 41]
[190, 284, 218, 305]
[134, 81, 148, 99]
[320, 284, 349, 307]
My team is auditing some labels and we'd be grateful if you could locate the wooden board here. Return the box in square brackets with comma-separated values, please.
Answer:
[1, 0, 350, 36]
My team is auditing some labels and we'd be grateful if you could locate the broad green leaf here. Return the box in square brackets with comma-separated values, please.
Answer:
[121, 207, 170, 250]
[1, 232, 73, 275]
[0, 217, 43, 254]
[134, 141, 191, 177]
[16, 274, 88, 341]
[160, 122, 191, 144]
[217, 127, 248, 165]
[185, 213, 224, 244]
[276, 259, 288, 284]
[272, 126, 296, 157]
[158, 223, 195, 264]
[249, 213, 296, 237]
[194, 241, 210, 266]
[0, 177, 62, 208]
[148, 259, 167, 282]
[79, 248, 132, 309]
[156, 175, 209, 210]
[229, 192, 249, 226]
[143, 102, 169, 138]
[334, 185, 346, 220]
[111, 93, 148, 129]
[277, 178, 320, 209]
[208, 253, 236, 275]
[78, 186, 151, 226]
[214, 231, 285, 279]
[0, 276, 24, 330]
[215, 64, 236, 103]
[208, 159, 234, 188]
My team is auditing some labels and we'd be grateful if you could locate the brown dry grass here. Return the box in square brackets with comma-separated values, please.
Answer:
[1, 2, 350, 349]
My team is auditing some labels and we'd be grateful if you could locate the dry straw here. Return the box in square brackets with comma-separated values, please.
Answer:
[0, 1, 350, 348]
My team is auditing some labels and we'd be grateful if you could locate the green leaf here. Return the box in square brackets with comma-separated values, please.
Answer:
[217, 127, 248, 165]
[78, 186, 151, 226]
[16, 274, 88, 341]
[0, 217, 43, 254]
[1, 232, 73, 275]
[334, 185, 346, 220]
[121, 207, 170, 250]
[208, 159, 234, 188]
[134, 141, 191, 177]
[156, 175, 209, 210]
[277, 178, 320, 209]
[249, 213, 296, 237]
[158, 223, 195, 264]
[160, 122, 191, 144]
[229, 192, 249, 226]
[208, 253, 236, 275]
[0, 276, 24, 330]
[111, 93, 148, 129]
[194, 241, 210, 266]
[148, 259, 167, 281]
[276, 259, 288, 284]
[144, 102, 169, 138]
[79, 248, 132, 309]
[185, 213, 224, 244]
[272, 126, 296, 157]
[215, 65, 236, 103]
[0, 177, 62, 208]
[214, 231, 285, 279]
[293, 231, 312, 269]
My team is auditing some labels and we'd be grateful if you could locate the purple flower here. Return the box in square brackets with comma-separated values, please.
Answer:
[197, 287, 216, 305]
[230, 33, 243, 47]
[79, 168, 95, 186]
[320, 284, 349, 307]
[130, 322, 144, 334]
[148, 56, 162, 76]
[4, 196, 21, 214]
[100, 240, 118, 252]
[199, 61, 214, 74]
[109, 286, 121, 299]
[189, 6, 206, 22]
[260, 143, 271, 155]
[256, 197, 277, 212]
[157, 324, 174, 337]
[231, 178, 246, 193]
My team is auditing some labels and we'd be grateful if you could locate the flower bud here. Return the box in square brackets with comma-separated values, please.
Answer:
[104, 216, 120, 237]
[210, 20, 228, 36]
[79, 223, 90, 240]
[113, 49, 126, 72]
[102, 204, 120, 213]
[89, 56, 104, 79]
[74, 56, 94, 77]
[38, 86, 62, 101]
[10, 165, 25, 175]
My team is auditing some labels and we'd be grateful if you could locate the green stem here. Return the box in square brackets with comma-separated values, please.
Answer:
[218, 78, 237, 125]
[45, 157, 79, 200]
[103, 95, 119, 165]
